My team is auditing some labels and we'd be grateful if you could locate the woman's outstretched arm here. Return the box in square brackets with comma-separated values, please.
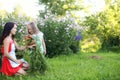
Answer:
[14, 40, 26, 51]
[4, 38, 22, 64]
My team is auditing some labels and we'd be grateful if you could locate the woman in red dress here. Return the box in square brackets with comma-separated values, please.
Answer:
[0, 22, 29, 76]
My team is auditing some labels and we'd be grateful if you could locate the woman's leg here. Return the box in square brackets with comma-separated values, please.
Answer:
[16, 68, 27, 76]
[22, 63, 30, 70]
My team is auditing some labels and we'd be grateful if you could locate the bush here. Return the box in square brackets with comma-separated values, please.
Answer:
[0, 12, 81, 58]
[69, 41, 80, 53]
[29, 47, 47, 73]
[0, 17, 4, 38]
[102, 36, 120, 49]
[80, 34, 101, 53]
[37, 15, 78, 57]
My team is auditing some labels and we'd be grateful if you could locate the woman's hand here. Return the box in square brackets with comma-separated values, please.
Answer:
[44, 50, 46, 55]
[24, 35, 32, 40]
[27, 45, 35, 49]
[16, 59, 23, 64]
[27, 45, 33, 49]
[21, 46, 27, 50]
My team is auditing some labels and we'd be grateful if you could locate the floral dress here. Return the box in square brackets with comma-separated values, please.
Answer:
[0, 40, 23, 76]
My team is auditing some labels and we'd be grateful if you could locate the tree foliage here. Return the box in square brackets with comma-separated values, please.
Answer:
[39, 0, 83, 15]
[81, 0, 120, 50]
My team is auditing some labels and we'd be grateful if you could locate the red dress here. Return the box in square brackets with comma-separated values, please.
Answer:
[0, 40, 23, 76]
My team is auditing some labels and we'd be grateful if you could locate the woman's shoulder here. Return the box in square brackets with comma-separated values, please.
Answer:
[32, 34, 36, 37]
[38, 31, 44, 35]
[33, 31, 43, 37]
[3, 37, 11, 43]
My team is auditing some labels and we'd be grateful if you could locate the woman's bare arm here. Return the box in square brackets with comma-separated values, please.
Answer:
[42, 38, 46, 55]
[14, 40, 26, 51]
[4, 38, 22, 64]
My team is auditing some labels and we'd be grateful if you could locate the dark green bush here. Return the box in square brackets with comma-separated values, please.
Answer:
[30, 47, 47, 73]
[69, 41, 80, 53]
[37, 17, 78, 57]
[101, 36, 120, 52]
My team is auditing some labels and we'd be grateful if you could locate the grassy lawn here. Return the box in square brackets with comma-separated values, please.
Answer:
[1, 52, 120, 80]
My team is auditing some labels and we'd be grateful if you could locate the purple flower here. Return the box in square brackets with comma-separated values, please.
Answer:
[18, 29, 23, 33]
[75, 31, 82, 41]
[40, 21, 45, 26]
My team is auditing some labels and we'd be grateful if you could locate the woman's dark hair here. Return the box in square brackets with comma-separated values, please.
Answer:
[0, 22, 16, 45]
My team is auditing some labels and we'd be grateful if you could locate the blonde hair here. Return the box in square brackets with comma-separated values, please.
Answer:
[27, 22, 39, 34]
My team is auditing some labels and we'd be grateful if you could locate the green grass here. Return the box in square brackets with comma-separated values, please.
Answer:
[1, 52, 120, 80]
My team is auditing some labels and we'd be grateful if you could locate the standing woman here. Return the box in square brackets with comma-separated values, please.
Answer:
[27, 22, 46, 55]
[0, 22, 29, 76]
[26, 22, 47, 73]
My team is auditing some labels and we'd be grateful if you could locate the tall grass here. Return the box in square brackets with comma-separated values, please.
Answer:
[0, 52, 120, 80]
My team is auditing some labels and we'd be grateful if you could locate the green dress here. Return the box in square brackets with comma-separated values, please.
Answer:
[32, 31, 44, 54]
[30, 32, 47, 73]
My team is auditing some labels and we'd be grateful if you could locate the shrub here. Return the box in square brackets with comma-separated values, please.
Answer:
[80, 34, 101, 53]
[37, 15, 79, 57]
[29, 47, 47, 73]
